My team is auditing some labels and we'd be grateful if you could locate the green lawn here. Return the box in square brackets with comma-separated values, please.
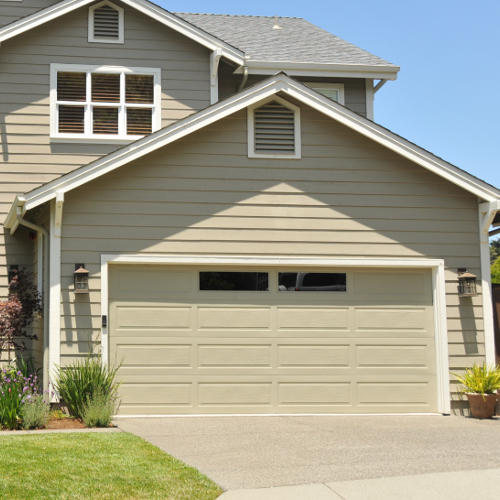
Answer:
[0, 432, 223, 500]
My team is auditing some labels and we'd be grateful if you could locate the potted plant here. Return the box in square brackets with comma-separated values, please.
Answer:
[454, 363, 500, 418]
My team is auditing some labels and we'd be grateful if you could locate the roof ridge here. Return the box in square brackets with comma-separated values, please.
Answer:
[174, 12, 303, 20]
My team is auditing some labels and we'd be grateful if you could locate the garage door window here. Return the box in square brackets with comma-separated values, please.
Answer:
[278, 272, 347, 292]
[200, 272, 269, 291]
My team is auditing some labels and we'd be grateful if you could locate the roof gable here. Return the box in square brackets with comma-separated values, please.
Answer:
[5, 74, 499, 230]
[0, 0, 245, 65]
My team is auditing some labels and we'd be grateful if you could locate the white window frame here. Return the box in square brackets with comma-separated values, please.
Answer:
[88, 0, 124, 44]
[50, 63, 161, 143]
[306, 82, 345, 105]
[247, 95, 301, 160]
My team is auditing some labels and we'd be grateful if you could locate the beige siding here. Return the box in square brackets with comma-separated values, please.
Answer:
[58, 99, 483, 410]
[0, 1, 211, 291]
[218, 61, 367, 116]
[0, 0, 60, 28]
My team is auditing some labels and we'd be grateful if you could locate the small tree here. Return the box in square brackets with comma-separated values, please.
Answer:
[491, 239, 500, 264]
[0, 268, 42, 362]
[492, 256, 500, 285]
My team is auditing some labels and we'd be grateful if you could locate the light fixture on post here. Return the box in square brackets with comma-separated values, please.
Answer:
[74, 264, 89, 294]
[457, 268, 477, 297]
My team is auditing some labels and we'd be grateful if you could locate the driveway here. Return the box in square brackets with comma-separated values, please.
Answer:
[117, 415, 500, 490]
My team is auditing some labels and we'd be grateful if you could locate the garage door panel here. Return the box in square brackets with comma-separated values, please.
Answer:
[198, 383, 272, 406]
[356, 344, 431, 368]
[278, 382, 351, 405]
[109, 266, 437, 414]
[354, 307, 431, 333]
[352, 272, 431, 301]
[113, 344, 192, 367]
[113, 305, 193, 329]
[198, 306, 272, 329]
[120, 383, 192, 405]
[198, 344, 272, 367]
[357, 382, 431, 406]
[277, 307, 350, 330]
[278, 344, 351, 367]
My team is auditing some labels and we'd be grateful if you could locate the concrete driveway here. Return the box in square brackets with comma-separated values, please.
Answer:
[117, 415, 500, 490]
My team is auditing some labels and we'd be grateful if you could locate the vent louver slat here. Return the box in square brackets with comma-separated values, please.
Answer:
[254, 102, 295, 154]
[93, 5, 120, 40]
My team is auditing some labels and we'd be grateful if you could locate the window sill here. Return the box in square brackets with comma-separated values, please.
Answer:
[50, 135, 143, 145]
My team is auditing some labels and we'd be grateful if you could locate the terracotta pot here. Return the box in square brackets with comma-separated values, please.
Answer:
[466, 393, 498, 419]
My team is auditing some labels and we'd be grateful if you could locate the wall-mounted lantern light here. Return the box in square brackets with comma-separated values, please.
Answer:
[457, 268, 477, 297]
[74, 264, 89, 294]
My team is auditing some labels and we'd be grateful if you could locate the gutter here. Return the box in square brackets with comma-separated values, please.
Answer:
[10, 202, 50, 394]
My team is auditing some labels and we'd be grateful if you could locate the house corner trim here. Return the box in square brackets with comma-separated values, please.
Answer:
[49, 192, 64, 397]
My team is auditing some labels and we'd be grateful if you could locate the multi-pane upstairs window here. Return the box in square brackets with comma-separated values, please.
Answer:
[53, 66, 159, 141]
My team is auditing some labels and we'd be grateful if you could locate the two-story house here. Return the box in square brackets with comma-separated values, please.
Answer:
[0, 0, 499, 416]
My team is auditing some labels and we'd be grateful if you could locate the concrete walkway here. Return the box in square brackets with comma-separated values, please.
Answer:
[218, 468, 500, 499]
[117, 415, 500, 490]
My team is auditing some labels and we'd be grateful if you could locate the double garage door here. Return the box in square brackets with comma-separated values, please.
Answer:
[109, 265, 438, 415]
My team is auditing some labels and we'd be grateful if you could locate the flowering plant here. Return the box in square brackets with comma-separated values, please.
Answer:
[0, 366, 40, 429]
[0, 268, 42, 362]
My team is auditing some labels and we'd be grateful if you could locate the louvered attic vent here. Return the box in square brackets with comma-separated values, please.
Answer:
[89, 1, 124, 43]
[250, 98, 300, 158]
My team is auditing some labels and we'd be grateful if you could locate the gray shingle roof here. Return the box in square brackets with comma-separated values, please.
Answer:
[175, 12, 397, 68]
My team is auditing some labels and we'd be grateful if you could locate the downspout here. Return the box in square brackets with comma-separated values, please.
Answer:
[15, 210, 50, 394]
[210, 49, 222, 104]
[237, 65, 249, 92]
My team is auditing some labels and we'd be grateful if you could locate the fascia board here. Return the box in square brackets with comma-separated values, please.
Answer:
[241, 61, 400, 80]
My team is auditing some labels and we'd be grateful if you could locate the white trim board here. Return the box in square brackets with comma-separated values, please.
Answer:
[5, 74, 498, 223]
[114, 413, 443, 419]
[49, 194, 64, 400]
[100, 253, 451, 415]
[0, 0, 245, 65]
[235, 61, 399, 81]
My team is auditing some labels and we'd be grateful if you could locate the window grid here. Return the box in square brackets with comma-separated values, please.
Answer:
[52, 65, 160, 141]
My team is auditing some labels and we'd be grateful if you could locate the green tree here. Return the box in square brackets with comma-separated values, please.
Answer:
[491, 238, 500, 264]
[492, 256, 500, 285]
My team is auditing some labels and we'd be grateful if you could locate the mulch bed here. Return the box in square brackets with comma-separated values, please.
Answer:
[45, 417, 86, 430]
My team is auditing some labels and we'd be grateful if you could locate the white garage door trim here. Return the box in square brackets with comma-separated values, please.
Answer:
[100, 254, 450, 415]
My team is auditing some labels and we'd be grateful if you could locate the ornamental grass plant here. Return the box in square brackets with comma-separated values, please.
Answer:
[55, 357, 120, 420]
[20, 394, 50, 430]
[82, 391, 117, 428]
[454, 363, 500, 396]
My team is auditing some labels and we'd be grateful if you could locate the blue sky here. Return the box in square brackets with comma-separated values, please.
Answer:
[158, 0, 499, 188]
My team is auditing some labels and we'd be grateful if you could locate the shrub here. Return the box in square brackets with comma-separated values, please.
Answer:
[20, 394, 50, 430]
[454, 363, 500, 395]
[0, 269, 42, 363]
[0, 366, 39, 430]
[55, 357, 120, 419]
[82, 391, 116, 427]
